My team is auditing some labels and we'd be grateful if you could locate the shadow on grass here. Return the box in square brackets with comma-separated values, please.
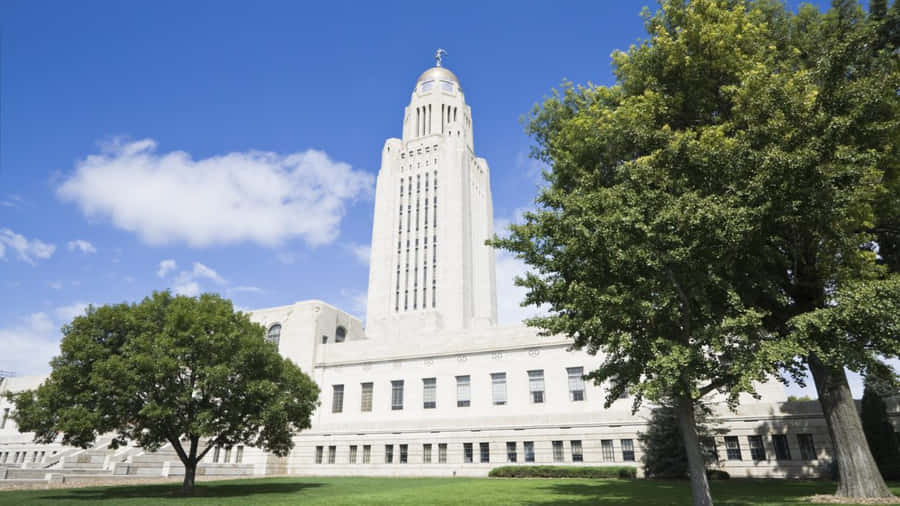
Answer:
[522, 479, 838, 506]
[41, 480, 323, 502]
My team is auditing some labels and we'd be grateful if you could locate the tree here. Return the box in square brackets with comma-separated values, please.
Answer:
[639, 400, 719, 480]
[860, 362, 900, 480]
[8, 292, 319, 494]
[494, 0, 900, 502]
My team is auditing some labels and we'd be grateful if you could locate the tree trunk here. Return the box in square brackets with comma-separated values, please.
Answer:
[808, 353, 894, 499]
[676, 395, 714, 506]
[182, 462, 196, 495]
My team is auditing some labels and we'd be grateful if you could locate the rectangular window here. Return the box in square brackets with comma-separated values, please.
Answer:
[491, 373, 507, 405]
[213, 446, 220, 463]
[571, 440, 584, 462]
[385, 444, 394, 464]
[524, 441, 535, 462]
[456, 375, 471, 407]
[392, 380, 404, 410]
[224, 447, 231, 463]
[1, 408, 8, 429]
[601, 440, 615, 461]
[567, 367, 585, 401]
[439, 443, 447, 463]
[332, 385, 344, 413]
[423, 378, 437, 409]
[480, 442, 490, 463]
[506, 442, 517, 463]
[748, 435, 766, 461]
[772, 435, 791, 460]
[463, 443, 473, 463]
[399, 444, 408, 464]
[798, 434, 816, 460]
[725, 436, 742, 460]
[552, 440, 564, 462]
[363, 445, 371, 464]
[701, 436, 719, 464]
[315, 446, 323, 464]
[235, 446, 244, 464]
[361, 382, 373, 412]
[528, 370, 545, 403]
[423, 444, 432, 463]
[328, 445, 336, 464]
[350, 445, 358, 464]
[621, 439, 635, 462]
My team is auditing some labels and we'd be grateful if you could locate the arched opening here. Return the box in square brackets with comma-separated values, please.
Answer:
[335, 326, 347, 343]
[266, 324, 281, 348]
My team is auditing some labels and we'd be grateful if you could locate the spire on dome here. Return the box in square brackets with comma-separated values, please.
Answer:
[435, 48, 448, 67]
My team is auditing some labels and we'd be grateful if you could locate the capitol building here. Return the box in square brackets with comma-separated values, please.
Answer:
[0, 57, 843, 482]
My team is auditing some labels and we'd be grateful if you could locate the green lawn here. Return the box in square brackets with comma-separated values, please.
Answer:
[0, 477, 898, 506]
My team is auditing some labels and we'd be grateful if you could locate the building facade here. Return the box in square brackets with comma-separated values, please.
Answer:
[2, 57, 893, 483]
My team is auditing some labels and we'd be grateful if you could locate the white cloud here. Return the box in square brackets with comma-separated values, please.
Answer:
[493, 209, 549, 326]
[340, 288, 367, 320]
[48, 281, 64, 290]
[191, 262, 225, 284]
[66, 239, 97, 254]
[168, 262, 226, 296]
[173, 281, 201, 297]
[228, 286, 263, 294]
[157, 259, 177, 278]
[0, 228, 56, 265]
[57, 138, 374, 248]
[0, 304, 89, 376]
[349, 243, 371, 265]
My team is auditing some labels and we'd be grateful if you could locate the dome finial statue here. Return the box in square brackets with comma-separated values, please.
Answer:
[435, 48, 448, 68]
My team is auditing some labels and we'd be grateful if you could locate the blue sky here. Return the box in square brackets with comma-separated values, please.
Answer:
[3, 0, 872, 397]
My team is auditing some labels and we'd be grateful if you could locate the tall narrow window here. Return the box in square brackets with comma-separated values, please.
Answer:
[571, 440, 584, 462]
[315, 446, 323, 464]
[491, 373, 507, 405]
[552, 441, 564, 462]
[363, 445, 371, 464]
[524, 441, 535, 462]
[391, 380, 404, 410]
[423, 444, 432, 463]
[772, 435, 791, 460]
[528, 370, 545, 403]
[748, 435, 766, 461]
[798, 434, 816, 460]
[506, 442, 517, 463]
[1, 408, 8, 429]
[328, 445, 336, 464]
[601, 440, 614, 461]
[621, 439, 635, 461]
[480, 442, 490, 463]
[463, 443, 473, 463]
[567, 367, 585, 401]
[213, 446, 220, 463]
[266, 324, 281, 347]
[236, 446, 244, 463]
[399, 444, 408, 464]
[438, 443, 447, 463]
[385, 444, 394, 464]
[423, 378, 437, 409]
[332, 385, 344, 413]
[224, 447, 231, 463]
[361, 382, 373, 412]
[456, 375, 471, 407]
[724, 436, 742, 460]
[349, 445, 357, 464]
[335, 326, 346, 343]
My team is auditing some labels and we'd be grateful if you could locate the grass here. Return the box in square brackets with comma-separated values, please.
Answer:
[0, 477, 898, 505]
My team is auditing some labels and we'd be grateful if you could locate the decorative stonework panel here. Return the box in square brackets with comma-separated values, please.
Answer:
[492, 352, 503, 360]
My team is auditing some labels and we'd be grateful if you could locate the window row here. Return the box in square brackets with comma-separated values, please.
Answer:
[209, 445, 245, 464]
[313, 440, 631, 465]
[330, 368, 588, 413]
[265, 324, 348, 347]
[0, 449, 49, 464]
[721, 433, 818, 462]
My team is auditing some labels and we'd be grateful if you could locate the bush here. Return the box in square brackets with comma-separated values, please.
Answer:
[706, 469, 730, 480]
[488, 465, 637, 479]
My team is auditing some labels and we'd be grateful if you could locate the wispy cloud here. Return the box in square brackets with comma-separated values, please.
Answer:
[57, 138, 374, 248]
[0, 303, 90, 376]
[493, 210, 549, 326]
[348, 243, 371, 266]
[67, 239, 97, 254]
[0, 228, 56, 265]
[339, 288, 367, 320]
[157, 259, 177, 278]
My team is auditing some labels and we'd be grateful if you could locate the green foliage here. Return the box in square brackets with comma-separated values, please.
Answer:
[786, 395, 813, 402]
[8, 292, 319, 491]
[488, 465, 636, 479]
[639, 401, 719, 479]
[861, 362, 900, 480]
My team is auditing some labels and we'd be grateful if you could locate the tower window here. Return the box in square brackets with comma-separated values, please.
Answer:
[335, 326, 347, 343]
[266, 324, 281, 347]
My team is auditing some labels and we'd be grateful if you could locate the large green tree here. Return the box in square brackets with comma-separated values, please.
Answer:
[494, 0, 899, 502]
[9, 292, 319, 494]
